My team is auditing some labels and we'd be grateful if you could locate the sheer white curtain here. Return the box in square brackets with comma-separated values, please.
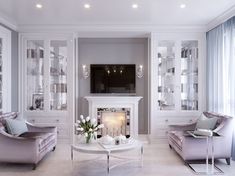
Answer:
[223, 18, 235, 116]
[206, 25, 224, 112]
[207, 16, 235, 159]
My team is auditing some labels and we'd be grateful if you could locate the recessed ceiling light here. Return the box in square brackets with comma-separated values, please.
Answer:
[84, 4, 91, 9]
[132, 4, 138, 9]
[180, 4, 186, 9]
[36, 3, 43, 9]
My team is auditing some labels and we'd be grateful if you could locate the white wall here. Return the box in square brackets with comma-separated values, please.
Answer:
[77, 38, 149, 134]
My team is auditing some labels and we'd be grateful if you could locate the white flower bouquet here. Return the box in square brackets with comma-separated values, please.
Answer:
[75, 115, 104, 143]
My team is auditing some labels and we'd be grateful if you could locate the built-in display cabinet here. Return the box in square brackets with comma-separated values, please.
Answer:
[19, 31, 205, 143]
[151, 33, 206, 140]
[20, 34, 74, 142]
[0, 26, 11, 114]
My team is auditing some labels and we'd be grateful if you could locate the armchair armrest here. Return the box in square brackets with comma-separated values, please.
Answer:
[26, 122, 57, 133]
[0, 130, 35, 140]
[0, 130, 39, 163]
[0, 130, 38, 148]
[168, 122, 197, 131]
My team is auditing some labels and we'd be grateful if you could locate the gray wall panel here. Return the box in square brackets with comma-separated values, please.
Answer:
[77, 38, 148, 134]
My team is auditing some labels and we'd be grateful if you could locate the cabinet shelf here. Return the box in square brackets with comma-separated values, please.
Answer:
[50, 92, 67, 94]
[159, 72, 175, 77]
[27, 57, 43, 60]
[181, 73, 198, 76]
[181, 98, 198, 100]
[158, 58, 175, 63]
[50, 73, 66, 77]
[181, 57, 198, 60]
[27, 74, 43, 76]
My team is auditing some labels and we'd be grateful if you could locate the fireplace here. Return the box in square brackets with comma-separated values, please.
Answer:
[96, 108, 130, 138]
[84, 96, 142, 138]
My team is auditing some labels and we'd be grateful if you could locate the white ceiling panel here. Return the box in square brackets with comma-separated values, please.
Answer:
[0, 0, 234, 26]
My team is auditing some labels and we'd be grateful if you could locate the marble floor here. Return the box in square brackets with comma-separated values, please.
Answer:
[0, 142, 235, 176]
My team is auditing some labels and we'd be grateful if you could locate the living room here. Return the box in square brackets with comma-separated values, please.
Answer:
[0, 0, 235, 176]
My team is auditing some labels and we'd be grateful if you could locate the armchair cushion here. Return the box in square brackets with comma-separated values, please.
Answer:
[195, 113, 218, 130]
[5, 118, 28, 136]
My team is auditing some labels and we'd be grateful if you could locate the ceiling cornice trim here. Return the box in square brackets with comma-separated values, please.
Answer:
[206, 5, 235, 32]
[0, 11, 18, 31]
[18, 24, 207, 33]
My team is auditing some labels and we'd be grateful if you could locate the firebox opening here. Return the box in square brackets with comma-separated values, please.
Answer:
[96, 108, 131, 138]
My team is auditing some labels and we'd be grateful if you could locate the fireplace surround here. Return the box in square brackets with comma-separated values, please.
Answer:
[84, 96, 142, 138]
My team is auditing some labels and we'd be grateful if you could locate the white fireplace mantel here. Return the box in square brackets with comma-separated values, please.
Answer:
[84, 96, 142, 138]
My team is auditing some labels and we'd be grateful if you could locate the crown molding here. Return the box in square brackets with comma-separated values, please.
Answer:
[207, 5, 235, 32]
[18, 24, 207, 34]
[0, 11, 18, 31]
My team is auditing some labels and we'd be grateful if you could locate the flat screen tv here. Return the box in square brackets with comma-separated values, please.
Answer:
[90, 64, 136, 94]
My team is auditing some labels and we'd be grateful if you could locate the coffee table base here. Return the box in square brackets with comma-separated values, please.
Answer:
[71, 145, 143, 174]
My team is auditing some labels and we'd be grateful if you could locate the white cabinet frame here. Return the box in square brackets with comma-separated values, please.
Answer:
[150, 32, 206, 139]
[19, 33, 75, 142]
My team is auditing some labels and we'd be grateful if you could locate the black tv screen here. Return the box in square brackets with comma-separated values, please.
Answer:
[90, 64, 136, 94]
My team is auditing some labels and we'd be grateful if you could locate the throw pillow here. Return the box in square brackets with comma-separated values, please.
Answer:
[196, 113, 218, 130]
[0, 112, 19, 132]
[5, 118, 28, 136]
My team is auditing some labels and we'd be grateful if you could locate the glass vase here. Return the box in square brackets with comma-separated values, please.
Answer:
[85, 133, 96, 144]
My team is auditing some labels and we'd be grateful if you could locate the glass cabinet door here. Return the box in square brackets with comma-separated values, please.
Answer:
[27, 40, 44, 111]
[157, 41, 176, 110]
[0, 38, 2, 113]
[50, 40, 67, 110]
[181, 40, 198, 110]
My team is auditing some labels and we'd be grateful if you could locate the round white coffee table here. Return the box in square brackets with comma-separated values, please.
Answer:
[71, 138, 143, 174]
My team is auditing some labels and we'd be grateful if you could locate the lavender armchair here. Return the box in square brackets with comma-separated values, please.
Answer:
[168, 112, 233, 165]
[0, 112, 57, 169]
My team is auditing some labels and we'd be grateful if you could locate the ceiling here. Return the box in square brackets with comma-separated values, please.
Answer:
[0, 0, 235, 27]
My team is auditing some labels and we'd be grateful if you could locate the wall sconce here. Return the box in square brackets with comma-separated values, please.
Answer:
[82, 64, 89, 79]
[136, 65, 144, 78]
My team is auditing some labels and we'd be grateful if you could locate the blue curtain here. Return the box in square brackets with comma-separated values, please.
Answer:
[207, 16, 235, 160]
